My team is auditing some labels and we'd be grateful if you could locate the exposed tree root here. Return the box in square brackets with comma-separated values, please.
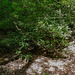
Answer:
[0, 53, 21, 65]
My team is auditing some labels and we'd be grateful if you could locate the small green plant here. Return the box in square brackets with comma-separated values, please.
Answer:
[19, 54, 25, 59]
[25, 54, 32, 62]
[43, 73, 49, 75]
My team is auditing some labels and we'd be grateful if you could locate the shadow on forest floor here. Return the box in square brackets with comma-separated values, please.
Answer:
[0, 41, 75, 75]
[0, 30, 75, 75]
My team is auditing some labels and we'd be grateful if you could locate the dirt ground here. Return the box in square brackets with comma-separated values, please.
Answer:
[0, 40, 75, 75]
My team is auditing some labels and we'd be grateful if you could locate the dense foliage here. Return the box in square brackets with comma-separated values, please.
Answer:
[0, 0, 75, 55]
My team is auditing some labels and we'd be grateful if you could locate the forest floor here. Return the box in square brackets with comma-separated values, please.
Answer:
[0, 40, 75, 75]
[0, 31, 75, 75]
[25, 41, 75, 75]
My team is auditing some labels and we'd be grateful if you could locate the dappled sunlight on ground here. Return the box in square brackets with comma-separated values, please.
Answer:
[6, 58, 28, 71]
[26, 55, 75, 75]
[26, 41, 75, 75]
[0, 41, 75, 75]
